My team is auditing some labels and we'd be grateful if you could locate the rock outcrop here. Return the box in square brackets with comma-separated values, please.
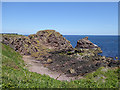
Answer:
[75, 37, 98, 49]
[1, 30, 73, 60]
[1, 35, 32, 55]
[74, 37, 102, 57]
[1, 30, 120, 77]
[28, 30, 73, 51]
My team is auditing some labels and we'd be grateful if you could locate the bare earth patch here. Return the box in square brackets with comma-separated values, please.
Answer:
[22, 55, 83, 82]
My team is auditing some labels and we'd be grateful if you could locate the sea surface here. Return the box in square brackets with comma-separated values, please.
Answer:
[63, 35, 118, 59]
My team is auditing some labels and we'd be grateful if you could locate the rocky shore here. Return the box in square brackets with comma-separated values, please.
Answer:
[1, 30, 120, 77]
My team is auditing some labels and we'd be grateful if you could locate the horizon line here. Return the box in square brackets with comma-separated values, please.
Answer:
[0, 33, 118, 36]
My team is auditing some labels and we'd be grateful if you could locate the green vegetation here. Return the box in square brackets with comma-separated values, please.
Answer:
[1, 43, 119, 88]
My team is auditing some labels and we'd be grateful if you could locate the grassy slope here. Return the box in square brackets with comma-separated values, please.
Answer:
[1, 43, 119, 88]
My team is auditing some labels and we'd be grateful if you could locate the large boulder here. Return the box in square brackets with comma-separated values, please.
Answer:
[75, 37, 98, 49]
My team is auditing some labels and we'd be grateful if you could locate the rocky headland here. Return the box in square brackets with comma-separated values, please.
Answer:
[1, 30, 120, 78]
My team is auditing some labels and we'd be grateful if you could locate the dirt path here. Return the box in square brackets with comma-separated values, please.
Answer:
[22, 55, 83, 81]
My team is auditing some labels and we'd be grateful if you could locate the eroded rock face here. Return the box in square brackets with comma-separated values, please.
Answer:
[75, 37, 98, 49]
[1, 35, 32, 55]
[74, 37, 102, 56]
[47, 36, 102, 57]
[28, 30, 73, 51]
[1, 30, 73, 59]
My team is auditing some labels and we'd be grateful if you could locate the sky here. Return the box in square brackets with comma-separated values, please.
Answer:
[2, 2, 118, 35]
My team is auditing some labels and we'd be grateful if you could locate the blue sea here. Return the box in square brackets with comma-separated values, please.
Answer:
[63, 35, 119, 59]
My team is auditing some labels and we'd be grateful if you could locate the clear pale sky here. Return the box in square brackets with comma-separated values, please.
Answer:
[2, 2, 118, 35]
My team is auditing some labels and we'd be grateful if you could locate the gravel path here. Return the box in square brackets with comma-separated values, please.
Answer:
[23, 55, 83, 81]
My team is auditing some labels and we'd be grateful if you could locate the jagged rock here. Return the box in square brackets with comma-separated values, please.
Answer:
[1, 31, 120, 77]
[1, 30, 73, 59]
[29, 30, 73, 51]
[75, 37, 99, 49]
[75, 37, 102, 55]
[108, 60, 120, 67]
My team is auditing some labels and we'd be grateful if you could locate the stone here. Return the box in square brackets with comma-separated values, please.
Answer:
[75, 37, 102, 55]
[75, 37, 99, 49]
[69, 68, 76, 74]
[108, 60, 120, 67]
[1, 30, 120, 77]
[1, 30, 73, 57]
[47, 59, 53, 63]
[29, 30, 73, 51]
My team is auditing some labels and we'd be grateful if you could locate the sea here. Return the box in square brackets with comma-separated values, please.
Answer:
[25, 35, 119, 59]
[63, 35, 119, 59]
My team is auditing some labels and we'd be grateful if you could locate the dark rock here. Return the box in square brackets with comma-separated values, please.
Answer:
[32, 30, 73, 51]
[75, 37, 99, 49]
[1, 30, 120, 77]
[1, 30, 73, 59]
[108, 60, 120, 67]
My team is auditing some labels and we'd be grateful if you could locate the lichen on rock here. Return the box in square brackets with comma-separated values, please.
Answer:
[1, 30, 120, 77]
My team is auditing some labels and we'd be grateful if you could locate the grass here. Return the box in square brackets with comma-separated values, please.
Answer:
[1, 43, 119, 88]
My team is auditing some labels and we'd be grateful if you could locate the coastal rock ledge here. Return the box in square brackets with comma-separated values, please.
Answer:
[1, 30, 73, 56]
[1, 30, 120, 77]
